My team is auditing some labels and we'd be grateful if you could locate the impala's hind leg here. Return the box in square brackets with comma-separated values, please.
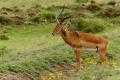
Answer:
[99, 50, 107, 65]
[99, 42, 109, 65]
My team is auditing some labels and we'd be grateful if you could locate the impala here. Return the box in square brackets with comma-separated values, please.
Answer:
[52, 8, 109, 67]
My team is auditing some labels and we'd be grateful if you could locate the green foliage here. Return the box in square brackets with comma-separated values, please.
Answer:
[106, 17, 120, 25]
[87, 4, 102, 12]
[0, 16, 9, 25]
[70, 17, 109, 33]
[0, 34, 9, 40]
[0, 46, 7, 57]
[0, 16, 6, 21]
[31, 13, 56, 23]
[98, 7, 120, 17]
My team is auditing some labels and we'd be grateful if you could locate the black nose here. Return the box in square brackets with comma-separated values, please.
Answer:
[52, 33, 54, 36]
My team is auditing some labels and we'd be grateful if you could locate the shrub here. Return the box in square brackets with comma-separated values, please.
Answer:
[8, 16, 25, 25]
[86, 4, 102, 12]
[0, 46, 7, 56]
[99, 7, 120, 17]
[0, 34, 9, 40]
[27, 4, 42, 17]
[31, 13, 56, 23]
[0, 16, 9, 25]
[70, 17, 108, 33]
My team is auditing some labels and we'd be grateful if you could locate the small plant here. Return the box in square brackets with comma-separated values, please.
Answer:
[0, 16, 9, 25]
[86, 3, 102, 12]
[0, 46, 7, 57]
[99, 7, 120, 17]
[0, 46, 7, 64]
[31, 13, 56, 24]
[0, 34, 9, 40]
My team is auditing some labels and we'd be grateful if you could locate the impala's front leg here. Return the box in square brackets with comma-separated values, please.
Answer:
[75, 48, 82, 69]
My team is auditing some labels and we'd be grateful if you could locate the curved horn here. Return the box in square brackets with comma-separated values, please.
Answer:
[56, 4, 65, 20]
[61, 13, 74, 22]
[59, 4, 65, 16]
[56, 15, 59, 23]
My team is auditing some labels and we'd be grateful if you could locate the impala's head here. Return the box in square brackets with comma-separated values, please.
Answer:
[52, 6, 73, 36]
[52, 19, 63, 36]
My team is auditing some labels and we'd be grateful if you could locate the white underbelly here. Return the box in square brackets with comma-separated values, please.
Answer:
[82, 48, 97, 52]
[80, 40, 98, 48]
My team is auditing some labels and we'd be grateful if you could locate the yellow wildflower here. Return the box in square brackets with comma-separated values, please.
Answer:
[40, 76, 46, 80]
[49, 72, 56, 80]
[56, 71, 63, 80]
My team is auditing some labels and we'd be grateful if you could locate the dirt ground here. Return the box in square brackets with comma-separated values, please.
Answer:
[0, 72, 34, 80]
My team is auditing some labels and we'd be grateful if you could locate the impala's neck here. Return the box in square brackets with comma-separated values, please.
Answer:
[60, 26, 73, 46]
[60, 26, 69, 37]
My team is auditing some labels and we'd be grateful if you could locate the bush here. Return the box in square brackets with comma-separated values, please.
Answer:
[0, 16, 9, 25]
[0, 46, 7, 56]
[0, 16, 25, 25]
[0, 34, 9, 40]
[31, 13, 56, 23]
[86, 4, 102, 12]
[27, 4, 42, 17]
[99, 7, 120, 17]
[70, 17, 108, 33]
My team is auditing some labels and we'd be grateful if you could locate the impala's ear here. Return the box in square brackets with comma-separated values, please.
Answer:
[63, 21, 70, 28]
[75, 31, 80, 37]
[63, 23, 69, 30]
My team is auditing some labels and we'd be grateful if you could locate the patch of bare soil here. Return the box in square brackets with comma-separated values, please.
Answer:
[0, 64, 76, 80]
[1, 7, 13, 12]
[0, 61, 76, 80]
[0, 72, 35, 80]
[103, 7, 120, 17]
[8, 16, 25, 25]
[38, 63, 86, 80]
